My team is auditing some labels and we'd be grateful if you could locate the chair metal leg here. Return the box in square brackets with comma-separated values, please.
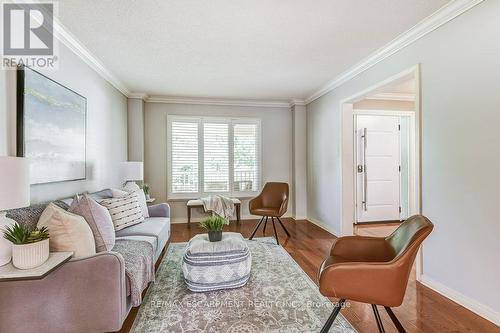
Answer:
[384, 307, 406, 333]
[276, 217, 290, 237]
[371, 305, 385, 333]
[320, 299, 345, 333]
[263, 217, 268, 235]
[249, 217, 264, 240]
[271, 217, 279, 245]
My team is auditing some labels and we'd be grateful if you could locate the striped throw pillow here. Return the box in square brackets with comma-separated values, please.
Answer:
[100, 192, 145, 231]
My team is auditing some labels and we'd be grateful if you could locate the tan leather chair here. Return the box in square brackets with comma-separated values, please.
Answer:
[248, 182, 289, 245]
[318, 215, 434, 333]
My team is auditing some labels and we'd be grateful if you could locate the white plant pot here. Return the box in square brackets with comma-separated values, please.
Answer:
[0, 216, 15, 266]
[12, 239, 49, 269]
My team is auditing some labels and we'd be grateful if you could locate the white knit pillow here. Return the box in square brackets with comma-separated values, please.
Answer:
[100, 192, 145, 231]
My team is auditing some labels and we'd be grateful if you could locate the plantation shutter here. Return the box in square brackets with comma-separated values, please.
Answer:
[233, 121, 260, 193]
[170, 120, 199, 194]
[203, 122, 229, 192]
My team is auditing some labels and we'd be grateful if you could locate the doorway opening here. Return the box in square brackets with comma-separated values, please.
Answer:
[339, 65, 423, 276]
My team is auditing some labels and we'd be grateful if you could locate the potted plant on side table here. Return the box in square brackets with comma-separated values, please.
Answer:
[200, 216, 225, 242]
[3, 223, 50, 269]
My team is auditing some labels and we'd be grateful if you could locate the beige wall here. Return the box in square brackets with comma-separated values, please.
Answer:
[307, 0, 500, 322]
[353, 99, 414, 111]
[144, 102, 293, 223]
[0, 44, 128, 203]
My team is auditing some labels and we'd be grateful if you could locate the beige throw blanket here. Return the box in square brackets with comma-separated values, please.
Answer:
[200, 195, 234, 224]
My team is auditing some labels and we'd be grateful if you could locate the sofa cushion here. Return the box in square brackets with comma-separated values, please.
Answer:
[115, 217, 170, 259]
[6, 201, 69, 229]
[69, 195, 115, 252]
[88, 189, 113, 202]
[37, 203, 96, 258]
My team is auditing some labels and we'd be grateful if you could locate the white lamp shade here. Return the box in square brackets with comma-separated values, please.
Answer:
[120, 161, 143, 182]
[0, 157, 30, 211]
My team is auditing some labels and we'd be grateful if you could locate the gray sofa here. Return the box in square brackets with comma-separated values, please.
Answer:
[0, 189, 171, 333]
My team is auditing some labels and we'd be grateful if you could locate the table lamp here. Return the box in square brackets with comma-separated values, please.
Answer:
[120, 161, 143, 187]
[0, 157, 30, 266]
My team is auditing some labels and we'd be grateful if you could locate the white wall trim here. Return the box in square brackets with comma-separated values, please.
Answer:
[53, 19, 131, 96]
[420, 275, 500, 327]
[128, 93, 149, 100]
[289, 99, 307, 107]
[366, 92, 415, 101]
[146, 95, 291, 108]
[307, 217, 339, 237]
[171, 214, 293, 224]
[305, 0, 484, 104]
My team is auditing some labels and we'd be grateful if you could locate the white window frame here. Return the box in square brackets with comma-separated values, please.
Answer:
[167, 115, 262, 200]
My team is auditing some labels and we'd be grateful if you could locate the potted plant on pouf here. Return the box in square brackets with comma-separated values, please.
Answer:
[200, 216, 225, 242]
[3, 223, 50, 269]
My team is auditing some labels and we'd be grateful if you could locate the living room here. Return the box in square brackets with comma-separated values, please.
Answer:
[0, 1, 499, 333]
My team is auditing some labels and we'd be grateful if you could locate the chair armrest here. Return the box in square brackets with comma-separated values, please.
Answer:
[148, 203, 170, 217]
[249, 195, 262, 212]
[330, 236, 394, 261]
[318, 260, 408, 307]
[0, 252, 127, 333]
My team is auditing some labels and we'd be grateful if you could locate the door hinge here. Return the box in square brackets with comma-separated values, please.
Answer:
[399, 206, 402, 213]
[398, 165, 401, 172]
[398, 124, 401, 131]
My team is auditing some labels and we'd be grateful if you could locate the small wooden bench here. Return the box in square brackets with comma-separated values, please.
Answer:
[187, 198, 241, 224]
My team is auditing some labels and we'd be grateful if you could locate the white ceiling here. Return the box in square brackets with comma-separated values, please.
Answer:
[57, 0, 450, 101]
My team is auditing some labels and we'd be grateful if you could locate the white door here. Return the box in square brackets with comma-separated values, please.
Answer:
[356, 115, 401, 223]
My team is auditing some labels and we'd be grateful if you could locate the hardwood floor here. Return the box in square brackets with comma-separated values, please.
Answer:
[119, 219, 499, 333]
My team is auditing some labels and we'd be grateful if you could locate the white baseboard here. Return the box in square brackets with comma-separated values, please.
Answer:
[420, 275, 500, 327]
[171, 214, 293, 224]
[306, 217, 339, 237]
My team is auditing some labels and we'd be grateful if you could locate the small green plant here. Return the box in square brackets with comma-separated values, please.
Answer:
[3, 223, 49, 245]
[142, 183, 150, 196]
[199, 216, 225, 231]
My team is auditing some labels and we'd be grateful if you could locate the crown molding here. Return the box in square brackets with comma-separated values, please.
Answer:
[305, 0, 484, 104]
[366, 92, 415, 101]
[289, 99, 307, 107]
[52, 19, 131, 96]
[128, 93, 149, 100]
[145, 95, 291, 108]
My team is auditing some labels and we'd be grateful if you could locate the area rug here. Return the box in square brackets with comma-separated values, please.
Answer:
[131, 238, 356, 333]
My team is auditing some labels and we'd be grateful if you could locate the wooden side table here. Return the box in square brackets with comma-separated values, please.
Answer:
[0, 252, 72, 281]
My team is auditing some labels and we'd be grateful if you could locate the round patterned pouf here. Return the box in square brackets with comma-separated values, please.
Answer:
[182, 232, 252, 292]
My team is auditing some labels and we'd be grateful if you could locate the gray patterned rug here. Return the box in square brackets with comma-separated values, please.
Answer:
[131, 237, 356, 333]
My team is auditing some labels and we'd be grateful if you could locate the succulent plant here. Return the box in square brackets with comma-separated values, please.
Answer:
[199, 216, 225, 231]
[3, 223, 49, 245]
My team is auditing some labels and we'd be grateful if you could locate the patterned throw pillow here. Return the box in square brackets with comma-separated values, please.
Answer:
[121, 183, 150, 218]
[100, 192, 145, 231]
[69, 195, 115, 252]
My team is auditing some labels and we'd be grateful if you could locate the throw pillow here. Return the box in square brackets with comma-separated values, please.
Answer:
[69, 195, 115, 252]
[113, 184, 149, 218]
[100, 192, 145, 231]
[37, 203, 96, 258]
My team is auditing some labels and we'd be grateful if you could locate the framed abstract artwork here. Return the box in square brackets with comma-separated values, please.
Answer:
[17, 66, 87, 185]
